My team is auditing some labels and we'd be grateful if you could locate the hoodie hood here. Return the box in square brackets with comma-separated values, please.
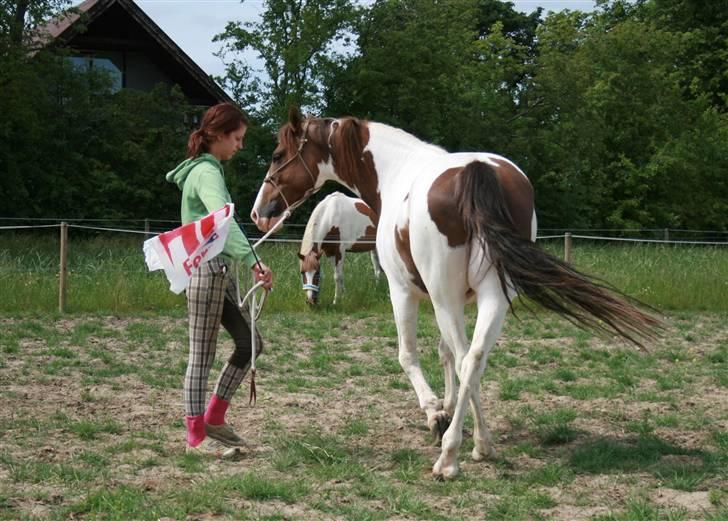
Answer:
[165, 153, 222, 190]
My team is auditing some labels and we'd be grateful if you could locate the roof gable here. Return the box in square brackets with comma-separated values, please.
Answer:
[39, 0, 232, 106]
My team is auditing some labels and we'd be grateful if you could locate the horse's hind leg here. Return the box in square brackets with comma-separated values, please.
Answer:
[468, 375, 498, 462]
[389, 287, 447, 437]
[433, 269, 507, 479]
[426, 292, 470, 449]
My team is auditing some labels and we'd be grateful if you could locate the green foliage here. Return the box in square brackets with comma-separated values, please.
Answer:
[214, 0, 357, 124]
[0, 0, 72, 50]
[0, 47, 191, 220]
[524, 6, 728, 229]
[3, 0, 728, 233]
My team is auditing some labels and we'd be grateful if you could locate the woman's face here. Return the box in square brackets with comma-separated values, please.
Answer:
[212, 124, 247, 161]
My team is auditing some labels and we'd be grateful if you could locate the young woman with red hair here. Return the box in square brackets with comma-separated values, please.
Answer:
[166, 102, 273, 458]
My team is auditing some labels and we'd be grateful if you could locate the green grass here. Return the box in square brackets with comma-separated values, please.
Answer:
[540, 239, 728, 311]
[593, 500, 689, 521]
[529, 408, 581, 445]
[69, 419, 122, 440]
[1, 233, 728, 313]
[568, 435, 707, 476]
[0, 290, 726, 520]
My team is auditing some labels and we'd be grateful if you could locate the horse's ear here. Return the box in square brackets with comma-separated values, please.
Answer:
[288, 106, 303, 131]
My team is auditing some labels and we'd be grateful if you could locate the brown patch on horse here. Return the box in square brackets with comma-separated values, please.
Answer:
[394, 221, 427, 293]
[364, 225, 376, 240]
[350, 225, 377, 253]
[428, 168, 468, 247]
[321, 225, 342, 263]
[330, 119, 382, 215]
[354, 201, 379, 225]
[427, 161, 534, 246]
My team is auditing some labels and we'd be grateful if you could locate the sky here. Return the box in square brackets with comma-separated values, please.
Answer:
[76, 0, 597, 79]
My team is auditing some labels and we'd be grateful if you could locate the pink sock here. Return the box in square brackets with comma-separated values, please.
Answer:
[186, 415, 206, 447]
[204, 395, 229, 426]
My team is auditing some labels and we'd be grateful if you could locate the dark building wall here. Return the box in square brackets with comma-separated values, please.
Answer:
[63, 1, 221, 105]
[125, 50, 172, 91]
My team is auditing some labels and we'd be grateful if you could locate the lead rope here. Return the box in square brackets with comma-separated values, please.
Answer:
[240, 120, 316, 403]
[234, 210, 291, 405]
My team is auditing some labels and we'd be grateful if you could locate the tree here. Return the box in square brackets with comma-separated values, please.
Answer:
[324, 0, 480, 147]
[215, 0, 357, 126]
[0, 0, 72, 50]
[524, 3, 728, 229]
[0, 1, 195, 220]
[648, 0, 728, 111]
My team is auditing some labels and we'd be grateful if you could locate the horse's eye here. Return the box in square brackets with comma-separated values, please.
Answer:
[272, 152, 284, 162]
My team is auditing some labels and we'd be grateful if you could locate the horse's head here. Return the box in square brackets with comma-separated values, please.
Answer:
[251, 108, 381, 232]
[298, 250, 322, 305]
[251, 108, 334, 232]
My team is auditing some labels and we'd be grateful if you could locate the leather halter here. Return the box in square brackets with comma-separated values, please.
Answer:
[263, 119, 319, 212]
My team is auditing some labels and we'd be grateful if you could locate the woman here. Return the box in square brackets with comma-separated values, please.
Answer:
[166, 102, 273, 458]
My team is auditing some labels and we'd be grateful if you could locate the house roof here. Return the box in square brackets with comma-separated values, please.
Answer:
[38, 0, 233, 105]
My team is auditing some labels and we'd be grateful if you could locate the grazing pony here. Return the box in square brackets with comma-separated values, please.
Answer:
[251, 109, 660, 479]
[299, 191, 381, 305]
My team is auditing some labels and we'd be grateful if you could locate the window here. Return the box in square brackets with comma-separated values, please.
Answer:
[67, 52, 124, 92]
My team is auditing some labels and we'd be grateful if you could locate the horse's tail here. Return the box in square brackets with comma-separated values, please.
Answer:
[456, 160, 662, 348]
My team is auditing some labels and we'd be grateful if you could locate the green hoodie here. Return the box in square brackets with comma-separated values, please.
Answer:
[166, 153, 257, 268]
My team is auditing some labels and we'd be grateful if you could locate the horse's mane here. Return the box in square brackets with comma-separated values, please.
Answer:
[333, 119, 446, 179]
[332, 118, 368, 185]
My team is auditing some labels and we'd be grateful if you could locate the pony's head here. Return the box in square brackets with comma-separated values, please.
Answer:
[298, 250, 322, 305]
[251, 108, 333, 232]
[251, 108, 381, 232]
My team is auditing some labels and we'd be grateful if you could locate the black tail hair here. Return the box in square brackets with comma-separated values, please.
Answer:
[456, 161, 662, 348]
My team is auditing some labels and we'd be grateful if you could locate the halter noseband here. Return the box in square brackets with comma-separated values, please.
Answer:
[264, 119, 319, 212]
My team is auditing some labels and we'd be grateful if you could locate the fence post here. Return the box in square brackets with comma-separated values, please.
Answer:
[144, 218, 151, 238]
[564, 232, 572, 264]
[663, 228, 669, 242]
[59, 222, 68, 313]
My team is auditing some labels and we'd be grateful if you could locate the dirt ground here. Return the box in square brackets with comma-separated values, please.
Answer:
[0, 312, 726, 520]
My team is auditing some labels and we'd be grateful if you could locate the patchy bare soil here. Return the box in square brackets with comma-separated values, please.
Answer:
[0, 311, 726, 520]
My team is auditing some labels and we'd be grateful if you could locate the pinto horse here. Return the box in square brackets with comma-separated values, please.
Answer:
[299, 191, 381, 305]
[251, 109, 660, 479]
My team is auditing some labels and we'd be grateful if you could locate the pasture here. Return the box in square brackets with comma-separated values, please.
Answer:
[0, 235, 727, 520]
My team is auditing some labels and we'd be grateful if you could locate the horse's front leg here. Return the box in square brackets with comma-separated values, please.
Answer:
[437, 337, 457, 421]
[389, 287, 448, 441]
[333, 255, 344, 305]
[370, 250, 382, 281]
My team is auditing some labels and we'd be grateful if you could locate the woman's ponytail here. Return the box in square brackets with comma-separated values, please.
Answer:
[187, 129, 207, 158]
[186, 103, 249, 158]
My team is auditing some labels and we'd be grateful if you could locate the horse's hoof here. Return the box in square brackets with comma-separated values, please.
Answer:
[429, 412, 452, 446]
[432, 460, 459, 480]
[472, 445, 497, 462]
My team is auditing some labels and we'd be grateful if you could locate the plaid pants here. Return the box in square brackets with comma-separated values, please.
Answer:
[184, 257, 264, 417]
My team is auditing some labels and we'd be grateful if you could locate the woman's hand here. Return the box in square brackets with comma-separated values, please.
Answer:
[252, 262, 273, 290]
